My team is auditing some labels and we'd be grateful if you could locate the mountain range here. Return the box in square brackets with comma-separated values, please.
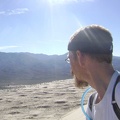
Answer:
[0, 52, 119, 85]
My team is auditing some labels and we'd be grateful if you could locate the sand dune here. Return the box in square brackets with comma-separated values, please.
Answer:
[0, 79, 94, 120]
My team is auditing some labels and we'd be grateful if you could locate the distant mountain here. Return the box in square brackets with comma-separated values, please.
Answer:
[0, 52, 71, 85]
[113, 56, 120, 71]
[0, 52, 119, 85]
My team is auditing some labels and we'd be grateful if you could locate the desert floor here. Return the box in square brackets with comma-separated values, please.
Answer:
[0, 79, 94, 120]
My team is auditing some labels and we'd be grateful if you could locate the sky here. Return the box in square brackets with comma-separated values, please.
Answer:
[0, 0, 120, 56]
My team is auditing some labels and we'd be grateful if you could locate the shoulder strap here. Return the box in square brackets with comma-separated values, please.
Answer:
[112, 75, 120, 120]
[89, 93, 96, 111]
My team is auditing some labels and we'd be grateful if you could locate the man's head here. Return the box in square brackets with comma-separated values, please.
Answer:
[67, 25, 113, 87]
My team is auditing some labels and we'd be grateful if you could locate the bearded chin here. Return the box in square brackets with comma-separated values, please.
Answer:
[74, 76, 88, 88]
[71, 70, 88, 88]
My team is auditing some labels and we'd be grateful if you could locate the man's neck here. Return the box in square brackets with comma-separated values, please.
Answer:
[88, 63, 115, 102]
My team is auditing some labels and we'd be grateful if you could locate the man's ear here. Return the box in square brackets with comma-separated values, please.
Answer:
[76, 50, 85, 67]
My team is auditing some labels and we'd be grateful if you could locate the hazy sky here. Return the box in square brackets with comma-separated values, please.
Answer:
[0, 0, 120, 56]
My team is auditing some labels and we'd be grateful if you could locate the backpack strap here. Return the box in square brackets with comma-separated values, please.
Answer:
[89, 92, 96, 111]
[112, 75, 120, 120]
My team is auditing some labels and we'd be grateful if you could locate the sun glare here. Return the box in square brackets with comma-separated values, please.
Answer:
[48, 0, 66, 5]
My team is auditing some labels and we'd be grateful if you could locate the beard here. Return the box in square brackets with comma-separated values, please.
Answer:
[71, 70, 88, 88]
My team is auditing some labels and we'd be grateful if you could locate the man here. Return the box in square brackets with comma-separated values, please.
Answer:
[66, 25, 120, 120]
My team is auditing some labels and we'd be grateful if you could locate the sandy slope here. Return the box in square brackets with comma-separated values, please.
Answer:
[0, 79, 94, 120]
[61, 106, 87, 120]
